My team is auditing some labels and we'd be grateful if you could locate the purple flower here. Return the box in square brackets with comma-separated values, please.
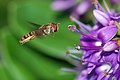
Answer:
[66, 0, 120, 80]
[51, 0, 92, 18]
[51, 0, 120, 19]
[51, 0, 76, 11]
[111, 0, 120, 4]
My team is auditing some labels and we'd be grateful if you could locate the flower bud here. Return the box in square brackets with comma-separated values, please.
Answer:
[93, 10, 110, 26]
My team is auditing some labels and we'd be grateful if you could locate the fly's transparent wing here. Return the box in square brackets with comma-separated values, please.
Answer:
[27, 21, 42, 28]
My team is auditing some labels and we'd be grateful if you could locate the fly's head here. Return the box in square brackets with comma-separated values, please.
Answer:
[50, 22, 60, 32]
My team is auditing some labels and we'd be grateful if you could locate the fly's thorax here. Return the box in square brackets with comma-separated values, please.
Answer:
[43, 25, 54, 35]
[34, 29, 45, 36]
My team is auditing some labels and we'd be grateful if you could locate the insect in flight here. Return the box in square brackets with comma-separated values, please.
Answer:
[19, 22, 60, 44]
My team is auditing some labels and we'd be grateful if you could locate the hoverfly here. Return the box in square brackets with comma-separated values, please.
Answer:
[19, 22, 60, 44]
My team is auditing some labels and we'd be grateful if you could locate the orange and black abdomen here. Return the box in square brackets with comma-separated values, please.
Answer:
[21, 31, 34, 40]
[19, 31, 36, 44]
[20, 29, 45, 43]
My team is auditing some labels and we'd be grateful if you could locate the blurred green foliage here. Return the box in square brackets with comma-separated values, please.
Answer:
[0, 0, 80, 80]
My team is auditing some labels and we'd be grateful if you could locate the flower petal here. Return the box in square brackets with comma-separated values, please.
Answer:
[97, 72, 110, 80]
[103, 40, 119, 52]
[93, 9, 110, 26]
[76, 70, 87, 80]
[87, 51, 101, 74]
[95, 64, 112, 75]
[80, 34, 102, 46]
[102, 52, 118, 67]
[111, 0, 120, 4]
[97, 26, 118, 43]
[76, 0, 91, 15]
[51, 0, 76, 11]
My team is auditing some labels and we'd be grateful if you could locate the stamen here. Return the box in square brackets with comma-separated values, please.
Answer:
[98, 3, 106, 12]
[66, 51, 70, 55]
[67, 53, 103, 65]
[103, 72, 109, 76]
[103, 66, 112, 77]
[92, 0, 105, 12]
[66, 49, 82, 55]
[103, 0, 111, 14]
[91, 0, 98, 4]
[68, 25, 85, 35]
[68, 54, 86, 63]
[91, 0, 99, 9]
[70, 16, 91, 32]
[75, 44, 102, 51]
[61, 68, 76, 73]
[75, 44, 81, 50]
[68, 54, 83, 61]
[95, 4, 99, 9]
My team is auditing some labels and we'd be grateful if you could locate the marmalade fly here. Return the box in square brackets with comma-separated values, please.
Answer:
[19, 22, 60, 44]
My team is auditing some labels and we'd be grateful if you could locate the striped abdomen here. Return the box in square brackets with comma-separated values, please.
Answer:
[19, 31, 36, 44]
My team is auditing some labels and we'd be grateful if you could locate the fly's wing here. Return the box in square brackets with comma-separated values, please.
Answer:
[27, 21, 42, 28]
[39, 24, 50, 29]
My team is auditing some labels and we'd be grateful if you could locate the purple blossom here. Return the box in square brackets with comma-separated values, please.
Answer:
[111, 0, 120, 4]
[66, 0, 120, 80]
[51, 0, 92, 18]
[51, 0, 76, 11]
[51, 0, 120, 18]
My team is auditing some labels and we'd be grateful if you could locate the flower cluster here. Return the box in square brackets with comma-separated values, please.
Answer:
[51, 0, 120, 19]
[51, 0, 91, 18]
[67, 0, 120, 80]
[111, 0, 120, 4]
